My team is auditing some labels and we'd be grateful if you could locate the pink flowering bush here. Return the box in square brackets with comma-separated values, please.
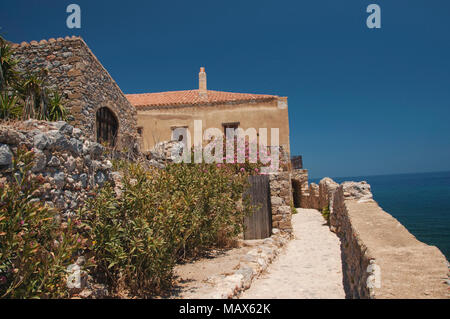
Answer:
[220, 140, 266, 175]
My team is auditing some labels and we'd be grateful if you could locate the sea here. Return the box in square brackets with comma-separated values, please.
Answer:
[311, 171, 450, 261]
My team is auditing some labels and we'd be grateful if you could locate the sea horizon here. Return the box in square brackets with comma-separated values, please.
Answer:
[311, 169, 450, 182]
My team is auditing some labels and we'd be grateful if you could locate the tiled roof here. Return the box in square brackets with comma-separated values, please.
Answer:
[126, 90, 278, 108]
[11, 36, 82, 48]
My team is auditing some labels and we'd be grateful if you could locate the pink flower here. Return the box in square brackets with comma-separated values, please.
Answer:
[77, 238, 81, 243]
[20, 220, 24, 226]
[216, 164, 222, 168]
[254, 168, 259, 173]
[240, 168, 245, 172]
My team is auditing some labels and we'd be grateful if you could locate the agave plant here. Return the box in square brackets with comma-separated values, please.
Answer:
[0, 92, 22, 120]
[0, 36, 19, 91]
[47, 91, 67, 121]
[0, 34, 69, 122]
[14, 70, 49, 120]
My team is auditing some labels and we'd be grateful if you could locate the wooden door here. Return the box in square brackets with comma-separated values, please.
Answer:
[244, 175, 272, 239]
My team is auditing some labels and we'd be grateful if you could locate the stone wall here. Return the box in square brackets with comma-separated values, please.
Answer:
[318, 177, 339, 210]
[330, 182, 375, 298]
[269, 172, 293, 233]
[319, 177, 339, 227]
[0, 120, 120, 219]
[12, 36, 138, 150]
[324, 179, 449, 299]
[307, 183, 320, 210]
[291, 169, 309, 208]
[291, 169, 325, 210]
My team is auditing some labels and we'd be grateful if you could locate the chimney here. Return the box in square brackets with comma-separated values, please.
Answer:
[199, 67, 207, 98]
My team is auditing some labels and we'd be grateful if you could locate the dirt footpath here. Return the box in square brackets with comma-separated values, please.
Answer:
[240, 208, 345, 299]
[167, 246, 253, 298]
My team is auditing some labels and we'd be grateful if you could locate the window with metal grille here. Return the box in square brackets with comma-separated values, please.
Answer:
[96, 107, 118, 147]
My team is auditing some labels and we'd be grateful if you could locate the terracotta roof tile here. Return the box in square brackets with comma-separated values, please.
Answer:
[126, 90, 278, 109]
[13, 36, 83, 48]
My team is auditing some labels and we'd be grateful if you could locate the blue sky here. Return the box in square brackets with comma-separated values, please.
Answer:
[1, 0, 450, 178]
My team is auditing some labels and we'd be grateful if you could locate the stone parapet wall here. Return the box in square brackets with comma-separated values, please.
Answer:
[269, 172, 293, 233]
[331, 183, 376, 298]
[12, 37, 138, 150]
[327, 180, 449, 299]
[291, 169, 325, 210]
[318, 177, 339, 212]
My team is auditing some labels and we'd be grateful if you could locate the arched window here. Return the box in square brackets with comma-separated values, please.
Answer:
[96, 107, 118, 146]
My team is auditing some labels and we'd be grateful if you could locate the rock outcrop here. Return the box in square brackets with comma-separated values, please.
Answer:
[144, 140, 185, 168]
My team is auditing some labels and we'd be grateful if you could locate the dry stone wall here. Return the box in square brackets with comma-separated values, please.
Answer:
[331, 183, 376, 298]
[291, 169, 309, 208]
[269, 172, 293, 233]
[12, 37, 138, 150]
[0, 120, 120, 220]
[318, 177, 339, 211]
[307, 183, 320, 210]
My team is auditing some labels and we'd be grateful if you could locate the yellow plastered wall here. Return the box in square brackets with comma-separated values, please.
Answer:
[136, 98, 290, 155]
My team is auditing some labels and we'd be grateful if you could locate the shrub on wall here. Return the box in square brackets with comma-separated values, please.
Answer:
[321, 205, 330, 224]
[82, 161, 252, 296]
[0, 146, 83, 298]
[290, 201, 297, 215]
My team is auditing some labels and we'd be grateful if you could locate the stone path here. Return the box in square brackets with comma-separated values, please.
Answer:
[240, 208, 345, 299]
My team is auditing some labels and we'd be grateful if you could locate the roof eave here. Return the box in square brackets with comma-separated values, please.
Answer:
[132, 97, 279, 111]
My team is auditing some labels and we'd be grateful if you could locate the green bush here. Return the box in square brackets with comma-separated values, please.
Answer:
[321, 205, 330, 224]
[82, 161, 252, 296]
[290, 201, 297, 215]
[0, 146, 83, 298]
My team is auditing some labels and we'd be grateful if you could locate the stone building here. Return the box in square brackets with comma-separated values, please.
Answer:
[126, 68, 291, 155]
[11, 36, 138, 150]
[10, 37, 290, 157]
